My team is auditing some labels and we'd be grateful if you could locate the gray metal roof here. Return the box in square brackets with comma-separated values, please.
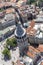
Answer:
[15, 23, 26, 38]
[16, 24, 24, 37]
[16, 25, 24, 37]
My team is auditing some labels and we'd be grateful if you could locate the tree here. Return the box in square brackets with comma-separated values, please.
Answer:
[6, 38, 17, 49]
[38, 0, 43, 7]
[2, 48, 11, 59]
[27, 0, 36, 4]
[39, 0, 43, 2]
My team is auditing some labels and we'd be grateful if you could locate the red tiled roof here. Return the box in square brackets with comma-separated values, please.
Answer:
[37, 45, 43, 52]
[6, 8, 15, 13]
[27, 45, 43, 58]
[40, 62, 43, 65]
[16, 60, 24, 65]
[26, 21, 36, 35]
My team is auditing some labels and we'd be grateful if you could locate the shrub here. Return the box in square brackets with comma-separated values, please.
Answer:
[2, 48, 11, 59]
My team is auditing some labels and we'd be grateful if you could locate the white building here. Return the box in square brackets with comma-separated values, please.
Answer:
[29, 23, 43, 44]
[23, 56, 33, 65]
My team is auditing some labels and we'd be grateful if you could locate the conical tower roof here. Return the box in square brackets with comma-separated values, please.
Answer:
[15, 22, 26, 38]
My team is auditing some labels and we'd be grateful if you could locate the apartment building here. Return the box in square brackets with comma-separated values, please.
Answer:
[26, 44, 43, 65]
[0, 25, 16, 42]
[0, 12, 17, 29]
[26, 21, 43, 44]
